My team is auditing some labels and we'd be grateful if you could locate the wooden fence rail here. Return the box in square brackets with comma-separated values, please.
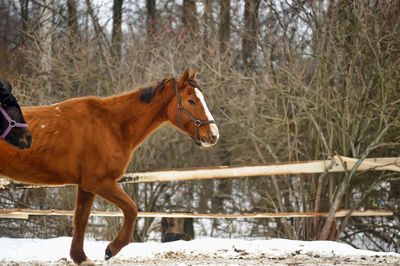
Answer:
[1, 156, 400, 190]
[0, 208, 393, 220]
[0, 156, 398, 219]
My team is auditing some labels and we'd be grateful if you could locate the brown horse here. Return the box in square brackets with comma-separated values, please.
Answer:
[0, 80, 32, 149]
[0, 69, 219, 264]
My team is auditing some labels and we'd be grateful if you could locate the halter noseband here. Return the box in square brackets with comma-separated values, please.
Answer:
[0, 105, 28, 140]
[171, 78, 215, 146]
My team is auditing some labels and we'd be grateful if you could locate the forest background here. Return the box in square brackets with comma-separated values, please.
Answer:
[0, 0, 399, 253]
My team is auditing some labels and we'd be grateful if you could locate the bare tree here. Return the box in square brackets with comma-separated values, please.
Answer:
[20, 0, 29, 44]
[218, 0, 230, 52]
[67, 0, 79, 48]
[112, 0, 123, 59]
[146, 0, 155, 35]
[203, 0, 216, 44]
[1, 0, 399, 252]
[40, 0, 52, 94]
[182, 0, 199, 35]
[242, 0, 260, 70]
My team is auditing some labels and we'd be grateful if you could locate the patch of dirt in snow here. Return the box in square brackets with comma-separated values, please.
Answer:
[1, 252, 399, 266]
[110, 252, 400, 266]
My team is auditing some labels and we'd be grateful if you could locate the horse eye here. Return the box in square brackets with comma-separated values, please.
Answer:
[188, 99, 196, 105]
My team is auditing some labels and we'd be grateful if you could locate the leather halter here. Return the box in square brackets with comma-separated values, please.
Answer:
[171, 78, 215, 146]
[0, 105, 28, 140]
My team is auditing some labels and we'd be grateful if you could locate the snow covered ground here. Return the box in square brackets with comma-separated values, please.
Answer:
[1, 237, 399, 265]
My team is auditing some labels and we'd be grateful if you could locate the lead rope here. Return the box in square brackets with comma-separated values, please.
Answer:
[172, 78, 215, 145]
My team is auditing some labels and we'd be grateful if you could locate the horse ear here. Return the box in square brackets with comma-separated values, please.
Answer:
[0, 80, 12, 101]
[178, 68, 190, 89]
[190, 69, 198, 80]
[0, 80, 12, 93]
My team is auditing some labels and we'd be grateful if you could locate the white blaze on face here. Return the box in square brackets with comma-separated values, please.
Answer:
[194, 88, 219, 145]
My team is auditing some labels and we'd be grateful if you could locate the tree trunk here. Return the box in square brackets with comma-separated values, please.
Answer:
[20, 0, 29, 44]
[67, 0, 79, 47]
[218, 0, 230, 52]
[182, 0, 199, 35]
[213, 179, 232, 214]
[111, 0, 123, 59]
[161, 217, 194, 242]
[40, 0, 52, 95]
[242, 0, 260, 70]
[146, 0, 156, 34]
[203, 0, 215, 44]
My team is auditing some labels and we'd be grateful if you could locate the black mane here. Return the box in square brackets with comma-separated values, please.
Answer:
[139, 79, 168, 103]
[139, 78, 200, 104]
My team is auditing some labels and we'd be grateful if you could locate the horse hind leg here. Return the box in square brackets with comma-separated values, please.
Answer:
[90, 180, 138, 260]
[70, 186, 96, 265]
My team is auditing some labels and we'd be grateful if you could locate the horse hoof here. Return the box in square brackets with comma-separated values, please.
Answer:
[105, 246, 113, 260]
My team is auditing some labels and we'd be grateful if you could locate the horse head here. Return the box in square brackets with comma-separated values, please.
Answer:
[168, 69, 219, 148]
[0, 80, 32, 149]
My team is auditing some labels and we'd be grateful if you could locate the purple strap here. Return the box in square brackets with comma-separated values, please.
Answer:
[0, 106, 28, 139]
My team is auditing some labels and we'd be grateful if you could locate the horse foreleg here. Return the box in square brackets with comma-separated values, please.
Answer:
[92, 181, 138, 260]
[70, 186, 95, 265]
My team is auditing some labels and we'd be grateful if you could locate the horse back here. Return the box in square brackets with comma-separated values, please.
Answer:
[1, 97, 132, 186]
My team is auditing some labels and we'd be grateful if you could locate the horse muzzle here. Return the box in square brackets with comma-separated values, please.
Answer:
[197, 125, 219, 148]
[18, 133, 33, 150]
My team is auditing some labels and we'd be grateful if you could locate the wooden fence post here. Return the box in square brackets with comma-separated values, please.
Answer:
[161, 217, 194, 242]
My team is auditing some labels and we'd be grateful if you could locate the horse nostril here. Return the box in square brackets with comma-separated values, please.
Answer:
[211, 135, 217, 141]
[27, 135, 33, 145]
[19, 134, 33, 149]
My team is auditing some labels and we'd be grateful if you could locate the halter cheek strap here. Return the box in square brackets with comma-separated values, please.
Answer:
[0, 105, 28, 140]
[171, 78, 215, 145]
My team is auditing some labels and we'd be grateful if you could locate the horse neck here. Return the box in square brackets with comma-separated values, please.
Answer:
[108, 82, 175, 149]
